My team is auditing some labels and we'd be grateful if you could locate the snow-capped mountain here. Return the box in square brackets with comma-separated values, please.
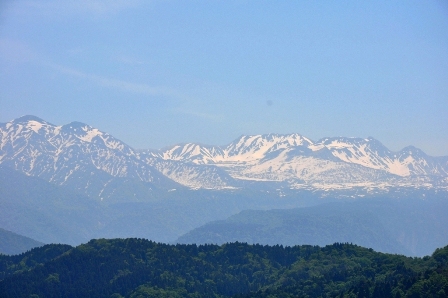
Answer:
[0, 115, 179, 200]
[153, 134, 448, 189]
[138, 151, 238, 190]
[155, 134, 448, 176]
[1, 116, 447, 198]
[317, 137, 448, 177]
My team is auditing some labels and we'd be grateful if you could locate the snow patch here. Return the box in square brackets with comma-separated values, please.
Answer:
[79, 128, 102, 142]
[27, 121, 43, 133]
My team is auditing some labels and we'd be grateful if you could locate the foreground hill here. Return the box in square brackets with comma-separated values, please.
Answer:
[0, 239, 447, 297]
[0, 228, 43, 255]
[177, 195, 448, 256]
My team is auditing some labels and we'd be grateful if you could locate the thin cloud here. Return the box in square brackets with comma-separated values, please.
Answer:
[112, 54, 146, 66]
[50, 63, 183, 99]
[174, 108, 224, 122]
[52, 63, 225, 122]
[56, 63, 226, 122]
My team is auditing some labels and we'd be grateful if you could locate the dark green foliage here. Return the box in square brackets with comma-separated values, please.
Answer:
[0, 239, 447, 297]
[0, 244, 72, 280]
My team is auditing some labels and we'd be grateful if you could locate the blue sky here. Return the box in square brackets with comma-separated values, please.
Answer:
[1, 1, 447, 155]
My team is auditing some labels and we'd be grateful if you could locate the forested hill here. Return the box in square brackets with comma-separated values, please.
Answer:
[0, 239, 447, 297]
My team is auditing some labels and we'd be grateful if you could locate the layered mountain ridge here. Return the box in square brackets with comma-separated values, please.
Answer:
[1, 115, 447, 200]
[155, 134, 447, 177]
[147, 132, 448, 190]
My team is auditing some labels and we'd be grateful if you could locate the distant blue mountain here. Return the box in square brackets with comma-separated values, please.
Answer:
[0, 228, 44, 255]
[177, 196, 448, 257]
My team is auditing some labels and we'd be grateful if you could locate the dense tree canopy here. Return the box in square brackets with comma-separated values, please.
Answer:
[0, 239, 447, 297]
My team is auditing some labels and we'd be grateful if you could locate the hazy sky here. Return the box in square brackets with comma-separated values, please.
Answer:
[1, 1, 447, 155]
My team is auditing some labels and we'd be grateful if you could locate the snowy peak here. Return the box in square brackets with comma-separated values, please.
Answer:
[4, 116, 123, 149]
[398, 146, 427, 159]
[394, 146, 447, 176]
[4, 115, 51, 135]
[312, 137, 444, 177]
[224, 133, 313, 161]
[319, 136, 384, 149]
[317, 137, 391, 157]
[59, 121, 130, 152]
[157, 133, 314, 164]
[161, 143, 222, 164]
[315, 137, 394, 172]
[12, 115, 48, 124]
[1, 116, 56, 153]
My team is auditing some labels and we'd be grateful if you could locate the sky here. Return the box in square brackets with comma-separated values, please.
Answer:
[1, 1, 447, 156]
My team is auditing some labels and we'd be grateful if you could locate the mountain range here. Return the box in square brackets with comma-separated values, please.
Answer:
[1, 115, 447, 201]
[1, 115, 448, 256]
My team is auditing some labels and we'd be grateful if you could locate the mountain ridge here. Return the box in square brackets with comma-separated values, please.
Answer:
[1, 115, 447, 197]
[176, 197, 448, 256]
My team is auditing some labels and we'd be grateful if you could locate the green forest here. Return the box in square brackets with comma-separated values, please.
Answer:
[0, 239, 447, 297]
